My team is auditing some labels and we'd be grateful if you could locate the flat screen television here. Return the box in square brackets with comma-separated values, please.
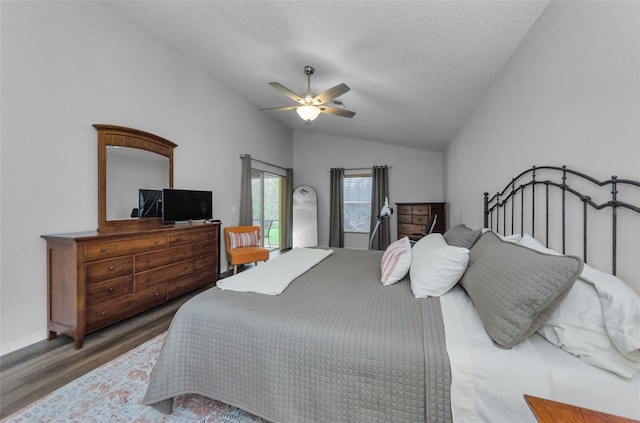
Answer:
[162, 188, 213, 223]
[138, 189, 163, 218]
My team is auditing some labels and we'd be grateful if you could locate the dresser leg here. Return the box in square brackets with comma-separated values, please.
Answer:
[74, 336, 84, 350]
[48, 330, 57, 340]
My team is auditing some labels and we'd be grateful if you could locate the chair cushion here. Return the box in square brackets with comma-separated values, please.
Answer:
[227, 246, 270, 265]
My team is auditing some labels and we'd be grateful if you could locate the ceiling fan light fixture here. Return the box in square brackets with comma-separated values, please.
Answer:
[264, 65, 355, 121]
[296, 105, 321, 122]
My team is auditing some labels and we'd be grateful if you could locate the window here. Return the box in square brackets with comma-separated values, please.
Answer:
[343, 174, 372, 232]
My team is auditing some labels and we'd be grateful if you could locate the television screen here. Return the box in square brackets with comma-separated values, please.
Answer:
[138, 189, 163, 218]
[162, 189, 213, 223]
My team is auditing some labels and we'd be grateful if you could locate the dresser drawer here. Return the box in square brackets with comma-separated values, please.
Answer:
[85, 275, 133, 307]
[397, 205, 413, 215]
[85, 285, 167, 333]
[412, 204, 430, 215]
[168, 229, 215, 246]
[168, 274, 206, 300]
[85, 257, 133, 284]
[135, 260, 194, 290]
[135, 245, 193, 272]
[399, 223, 425, 235]
[194, 240, 216, 257]
[413, 215, 429, 225]
[85, 235, 167, 261]
[194, 254, 216, 272]
[398, 214, 412, 224]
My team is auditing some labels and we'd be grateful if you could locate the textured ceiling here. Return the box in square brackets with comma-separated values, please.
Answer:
[103, 0, 549, 152]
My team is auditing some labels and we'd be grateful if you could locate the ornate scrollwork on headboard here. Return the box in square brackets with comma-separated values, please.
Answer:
[483, 165, 640, 276]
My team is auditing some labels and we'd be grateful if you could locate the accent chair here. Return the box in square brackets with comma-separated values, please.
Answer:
[224, 225, 270, 275]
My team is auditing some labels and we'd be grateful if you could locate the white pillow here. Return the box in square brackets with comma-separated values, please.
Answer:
[580, 264, 640, 362]
[518, 233, 559, 255]
[519, 234, 640, 377]
[481, 228, 522, 243]
[410, 233, 470, 298]
[538, 278, 640, 378]
[380, 236, 412, 286]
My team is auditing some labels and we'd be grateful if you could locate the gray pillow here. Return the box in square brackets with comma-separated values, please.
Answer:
[460, 231, 583, 349]
[443, 224, 482, 249]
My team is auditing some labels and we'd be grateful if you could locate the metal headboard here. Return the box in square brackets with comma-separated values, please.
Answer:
[483, 165, 640, 276]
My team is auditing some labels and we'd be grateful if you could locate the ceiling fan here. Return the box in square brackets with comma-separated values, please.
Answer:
[261, 65, 356, 122]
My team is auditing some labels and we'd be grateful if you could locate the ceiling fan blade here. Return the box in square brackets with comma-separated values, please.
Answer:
[259, 105, 299, 112]
[319, 106, 356, 118]
[313, 83, 350, 105]
[269, 82, 303, 104]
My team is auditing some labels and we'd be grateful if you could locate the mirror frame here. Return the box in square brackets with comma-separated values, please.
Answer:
[95, 124, 177, 233]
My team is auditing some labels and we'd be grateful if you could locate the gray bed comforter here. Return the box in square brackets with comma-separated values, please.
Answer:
[144, 248, 451, 423]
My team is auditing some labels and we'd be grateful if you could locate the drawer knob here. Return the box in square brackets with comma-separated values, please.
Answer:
[101, 311, 107, 316]
[155, 292, 159, 296]
[176, 284, 181, 288]
[109, 266, 115, 271]
[101, 247, 107, 253]
[145, 259, 150, 264]
[109, 287, 115, 292]
[146, 278, 151, 282]
[176, 237, 181, 241]
[154, 240, 159, 245]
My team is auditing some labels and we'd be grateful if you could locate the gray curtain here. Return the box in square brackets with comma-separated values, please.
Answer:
[329, 167, 344, 248]
[239, 154, 253, 226]
[283, 168, 294, 249]
[370, 165, 390, 250]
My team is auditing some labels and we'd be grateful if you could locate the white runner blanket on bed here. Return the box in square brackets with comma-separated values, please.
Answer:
[217, 247, 333, 295]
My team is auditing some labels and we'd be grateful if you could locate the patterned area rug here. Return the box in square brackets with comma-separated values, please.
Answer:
[3, 334, 267, 422]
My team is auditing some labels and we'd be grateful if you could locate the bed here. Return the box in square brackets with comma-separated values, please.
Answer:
[144, 165, 640, 422]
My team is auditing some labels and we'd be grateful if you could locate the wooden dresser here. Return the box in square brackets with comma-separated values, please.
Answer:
[42, 222, 220, 349]
[396, 202, 446, 240]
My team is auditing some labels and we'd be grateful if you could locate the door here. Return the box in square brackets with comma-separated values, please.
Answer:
[252, 169, 284, 250]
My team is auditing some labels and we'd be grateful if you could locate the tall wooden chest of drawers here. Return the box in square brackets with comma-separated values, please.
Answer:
[396, 202, 446, 240]
[42, 222, 219, 349]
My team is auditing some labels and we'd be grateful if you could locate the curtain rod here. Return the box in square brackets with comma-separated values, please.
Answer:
[326, 166, 392, 172]
[240, 154, 289, 172]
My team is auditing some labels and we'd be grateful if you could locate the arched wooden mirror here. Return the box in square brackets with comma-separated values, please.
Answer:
[95, 124, 177, 233]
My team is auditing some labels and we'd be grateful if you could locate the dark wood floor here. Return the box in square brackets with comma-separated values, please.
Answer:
[0, 288, 202, 419]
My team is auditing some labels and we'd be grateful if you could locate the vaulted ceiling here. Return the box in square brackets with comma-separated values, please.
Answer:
[104, 1, 549, 152]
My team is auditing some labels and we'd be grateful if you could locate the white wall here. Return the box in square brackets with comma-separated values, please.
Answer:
[293, 130, 444, 248]
[0, 1, 292, 354]
[444, 0, 640, 292]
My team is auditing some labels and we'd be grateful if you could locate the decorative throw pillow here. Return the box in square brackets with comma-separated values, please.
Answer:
[443, 224, 482, 249]
[410, 233, 470, 297]
[459, 231, 583, 349]
[229, 230, 259, 250]
[380, 237, 412, 286]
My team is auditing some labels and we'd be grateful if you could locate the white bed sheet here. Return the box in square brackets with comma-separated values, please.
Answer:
[441, 285, 640, 422]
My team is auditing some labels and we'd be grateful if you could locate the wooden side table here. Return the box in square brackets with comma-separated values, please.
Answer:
[524, 395, 640, 423]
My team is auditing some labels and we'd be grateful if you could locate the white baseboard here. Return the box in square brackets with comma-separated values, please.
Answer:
[0, 331, 46, 357]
